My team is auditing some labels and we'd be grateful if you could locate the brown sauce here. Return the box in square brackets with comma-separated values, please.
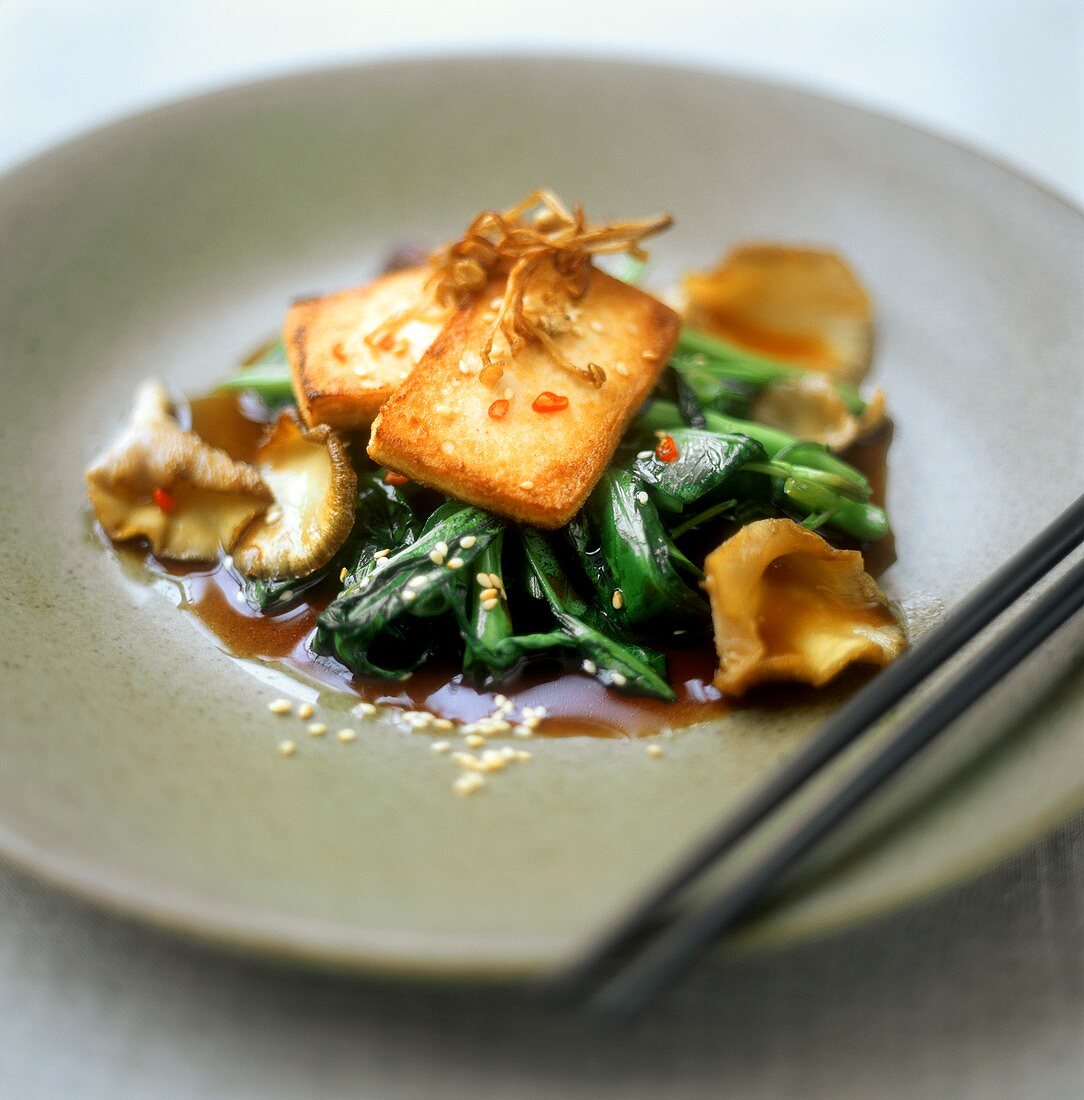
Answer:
[137, 390, 893, 738]
[144, 549, 729, 738]
[695, 310, 832, 366]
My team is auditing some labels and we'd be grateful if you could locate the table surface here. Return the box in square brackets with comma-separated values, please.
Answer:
[2, 2, 1083, 1096]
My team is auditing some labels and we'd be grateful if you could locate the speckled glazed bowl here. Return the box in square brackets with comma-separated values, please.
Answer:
[0, 57, 1082, 976]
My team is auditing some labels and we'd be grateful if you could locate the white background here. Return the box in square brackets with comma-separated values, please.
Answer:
[2, 0, 1082, 205]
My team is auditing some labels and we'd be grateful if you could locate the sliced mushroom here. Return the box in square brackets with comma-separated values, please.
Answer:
[86, 381, 272, 561]
[231, 412, 357, 579]
[684, 244, 874, 384]
[704, 518, 905, 696]
[751, 374, 886, 452]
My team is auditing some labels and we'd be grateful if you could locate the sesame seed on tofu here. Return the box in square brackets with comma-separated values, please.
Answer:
[285, 266, 451, 431]
[368, 267, 679, 528]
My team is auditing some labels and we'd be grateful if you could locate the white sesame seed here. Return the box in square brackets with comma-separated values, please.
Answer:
[512, 724, 533, 738]
[446, 557, 464, 570]
[432, 740, 451, 754]
[459, 535, 477, 549]
[373, 548, 391, 559]
[503, 388, 514, 400]
[519, 480, 534, 491]
[408, 574, 429, 589]
[476, 572, 491, 587]
[480, 749, 507, 772]
[465, 734, 485, 749]
[265, 505, 283, 524]
[268, 699, 292, 715]
[488, 573, 504, 589]
[523, 715, 543, 730]
[428, 549, 444, 564]
[336, 728, 357, 743]
[493, 694, 508, 707]
[490, 297, 503, 309]
[435, 404, 452, 415]
[403, 590, 417, 603]
[451, 751, 474, 766]
[582, 659, 597, 675]
[481, 597, 499, 611]
[636, 491, 649, 505]
[612, 672, 628, 687]
[642, 349, 660, 361]
[614, 361, 629, 377]
[441, 441, 454, 455]
[612, 589, 625, 610]
[434, 541, 449, 556]
[278, 739, 297, 757]
[500, 746, 516, 760]
[356, 702, 378, 716]
[307, 722, 327, 737]
[453, 773, 486, 795]
[637, 450, 653, 460]
[297, 703, 314, 720]
[374, 557, 390, 570]
[646, 744, 664, 759]
[434, 718, 454, 731]
[279, 589, 294, 602]
[590, 320, 604, 333]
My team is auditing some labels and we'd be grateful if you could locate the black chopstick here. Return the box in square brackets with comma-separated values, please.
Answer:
[593, 550, 1084, 1018]
[539, 490, 1084, 1007]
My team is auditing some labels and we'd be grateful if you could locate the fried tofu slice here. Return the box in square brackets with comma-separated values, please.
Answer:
[368, 267, 680, 528]
[285, 266, 450, 431]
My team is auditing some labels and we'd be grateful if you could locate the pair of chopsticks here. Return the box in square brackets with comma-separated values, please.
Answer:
[540, 490, 1084, 1019]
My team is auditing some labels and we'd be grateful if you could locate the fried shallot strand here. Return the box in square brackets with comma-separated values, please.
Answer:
[365, 190, 672, 388]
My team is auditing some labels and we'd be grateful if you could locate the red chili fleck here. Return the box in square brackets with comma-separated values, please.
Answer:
[488, 399, 510, 420]
[152, 486, 176, 513]
[331, 341, 348, 363]
[383, 471, 409, 486]
[655, 434, 680, 463]
[532, 391, 569, 414]
[376, 333, 396, 351]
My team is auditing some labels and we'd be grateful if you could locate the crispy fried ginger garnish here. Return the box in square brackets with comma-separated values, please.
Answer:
[368, 189, 672, 389]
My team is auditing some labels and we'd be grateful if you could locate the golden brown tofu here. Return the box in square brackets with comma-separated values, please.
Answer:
[285, 266, 449, 431]
[368, 267, 680, 528]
